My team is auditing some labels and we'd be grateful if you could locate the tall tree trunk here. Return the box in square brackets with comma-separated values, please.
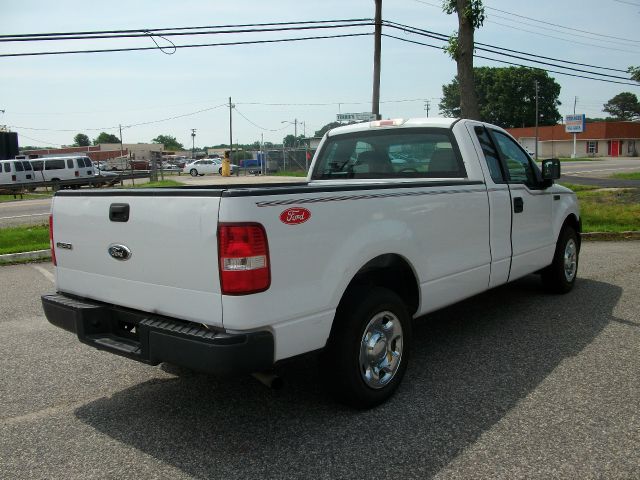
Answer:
[456, 0, 481, 120]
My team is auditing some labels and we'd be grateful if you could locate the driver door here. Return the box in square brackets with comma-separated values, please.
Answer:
[489, 129, 555, 281]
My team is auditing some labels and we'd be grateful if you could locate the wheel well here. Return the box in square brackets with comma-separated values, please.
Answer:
[562, 214, 581, 250]
[343, 254, 419, 316]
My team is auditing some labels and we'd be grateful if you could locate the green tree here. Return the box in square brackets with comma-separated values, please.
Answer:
[282, 134, 306, 147]
[73, 133, 90, 147]
[93, 132, 121, 144]
[152, 134, 183, 150]
[439, 67, 562, 128]
[602, 92, 640, 120]
[628, 66, 640, 82]
[442, 0, 485, 120]
[314, 121, 358, 137]
[314, 122, 342, 137]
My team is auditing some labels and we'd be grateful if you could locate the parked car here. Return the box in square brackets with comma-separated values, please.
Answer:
[93, 161, 109, 171]
[93, 169, 120, 187]
[183, 159, 237, 176]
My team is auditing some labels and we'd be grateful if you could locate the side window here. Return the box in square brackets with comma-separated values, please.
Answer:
[474, 126, 504, 183]
[46, 160, 65, 170]
[3, 163, 11, 173]
[67, 159, 74, 168]
[22, 161, 33, 171]
[31, 161, 43, 171]
[14, 161, 24, 172]
[491, 131, 536, 185]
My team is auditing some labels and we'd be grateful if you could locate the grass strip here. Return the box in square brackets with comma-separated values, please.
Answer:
[609, 172, 640, 181]
[116, 179, 185, 189]
[0, 224, 50, 255]
[562, 186, 640, 233]
[0, 192, 54, 203]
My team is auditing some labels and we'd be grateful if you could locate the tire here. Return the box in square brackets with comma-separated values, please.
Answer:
[541, 226, 579, 294]
[218, 168, 223, 175]
[322, 286, 412, 409]
[190, 169, 198, 177]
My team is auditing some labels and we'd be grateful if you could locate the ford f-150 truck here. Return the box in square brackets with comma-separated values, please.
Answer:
[42, 118, 580, 408]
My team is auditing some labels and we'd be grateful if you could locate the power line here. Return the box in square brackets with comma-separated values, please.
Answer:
[410, 0, 640, 51]
[0, 18, 372, 40]
[0, 32, 373, 58]
[483, 4, 640, 45]
[384, 21, 633, 78]
[382, 34, 640, 87]
[9, 103, 228, 132]
[233, 107, 292, 132]
[485, 13, 638, 49]
[486, 20, 638, 55]
[0, 21, 373, 43]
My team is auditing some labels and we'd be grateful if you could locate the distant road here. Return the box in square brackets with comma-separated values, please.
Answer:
[0, 198, 51, 227]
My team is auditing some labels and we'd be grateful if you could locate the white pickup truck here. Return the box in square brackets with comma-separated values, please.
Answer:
[42, 118, 580, 408]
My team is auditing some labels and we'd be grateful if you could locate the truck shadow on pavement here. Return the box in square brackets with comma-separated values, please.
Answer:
[74, 276, 621, 480]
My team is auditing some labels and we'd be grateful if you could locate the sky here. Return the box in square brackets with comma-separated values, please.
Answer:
[2, 0, 639, 150]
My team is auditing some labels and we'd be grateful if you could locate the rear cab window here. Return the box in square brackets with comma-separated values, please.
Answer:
[311, 128, 466, 180]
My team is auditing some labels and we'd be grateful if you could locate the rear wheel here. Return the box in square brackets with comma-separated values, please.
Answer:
[190, 169, 198, 177]
[541, 226, 579, 293]
[322, 286, 411, 409]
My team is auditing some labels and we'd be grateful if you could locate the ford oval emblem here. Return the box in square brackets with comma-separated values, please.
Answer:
[108, 244, 132, 261]
[280, 207, 311, 225]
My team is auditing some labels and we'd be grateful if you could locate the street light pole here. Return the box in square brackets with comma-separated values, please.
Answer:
[372, 0, 382, 120]
[191, 129, 196, 159]
[534, 80, 539, 161]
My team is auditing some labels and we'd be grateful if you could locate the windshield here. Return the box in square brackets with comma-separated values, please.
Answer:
[311, 128, 466, 180]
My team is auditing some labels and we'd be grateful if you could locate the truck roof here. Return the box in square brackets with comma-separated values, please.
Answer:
[326, 117, 460, 137]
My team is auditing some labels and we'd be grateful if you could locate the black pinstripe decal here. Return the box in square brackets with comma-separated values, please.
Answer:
[256, 187, 488, 207]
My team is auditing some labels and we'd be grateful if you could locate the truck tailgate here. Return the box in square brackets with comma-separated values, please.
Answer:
[52, 192, 223, 327]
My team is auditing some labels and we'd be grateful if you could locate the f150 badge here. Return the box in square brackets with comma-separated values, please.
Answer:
[280, 207, 311, 225]
[108, 244, 132, 261]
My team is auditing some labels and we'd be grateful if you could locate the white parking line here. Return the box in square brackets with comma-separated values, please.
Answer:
[564, 167, 639, 175]
[32, 265, 55, 283]
[0, 213, 49, 220]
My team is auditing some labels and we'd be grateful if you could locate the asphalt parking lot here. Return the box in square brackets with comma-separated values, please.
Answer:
[1, 241, 638, 479]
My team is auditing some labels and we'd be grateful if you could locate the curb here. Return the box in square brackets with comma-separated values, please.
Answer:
[582, 231, 640, 241]
[0, 249, 51, 264]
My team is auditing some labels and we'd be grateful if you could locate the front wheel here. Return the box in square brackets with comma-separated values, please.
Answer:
[189, 169, 198, 177]
[541, 226, 579, 293]
[322, 286, 412, 409]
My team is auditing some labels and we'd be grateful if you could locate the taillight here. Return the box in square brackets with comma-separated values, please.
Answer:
[218, 223, 270, 295]
[49, 214, 57, 266]
[75, 171, 79, 177]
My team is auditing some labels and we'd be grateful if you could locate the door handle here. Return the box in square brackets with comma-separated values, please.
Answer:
[513, 197, 524, 213]
[109, 203, 130, 222]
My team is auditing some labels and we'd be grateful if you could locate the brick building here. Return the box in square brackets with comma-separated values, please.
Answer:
[507, 121, 640, 158]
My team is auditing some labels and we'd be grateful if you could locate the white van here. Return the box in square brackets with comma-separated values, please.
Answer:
[0, 159, 37, 187]
[30, 156, 94, 182]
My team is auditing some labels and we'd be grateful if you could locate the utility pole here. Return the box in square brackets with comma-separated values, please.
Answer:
[372, 0, 382, 120]
[572, 96, 578, 159]
[228, 97, 234, 164]
[191, 128, 196, 159]
[424, 100, 431, 118]
[534, 80, 539, 160]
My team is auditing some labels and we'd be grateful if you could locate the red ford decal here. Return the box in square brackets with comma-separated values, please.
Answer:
[280, 207, 311, 225]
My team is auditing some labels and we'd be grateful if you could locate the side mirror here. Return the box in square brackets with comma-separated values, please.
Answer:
[541, 158, 561, 180]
